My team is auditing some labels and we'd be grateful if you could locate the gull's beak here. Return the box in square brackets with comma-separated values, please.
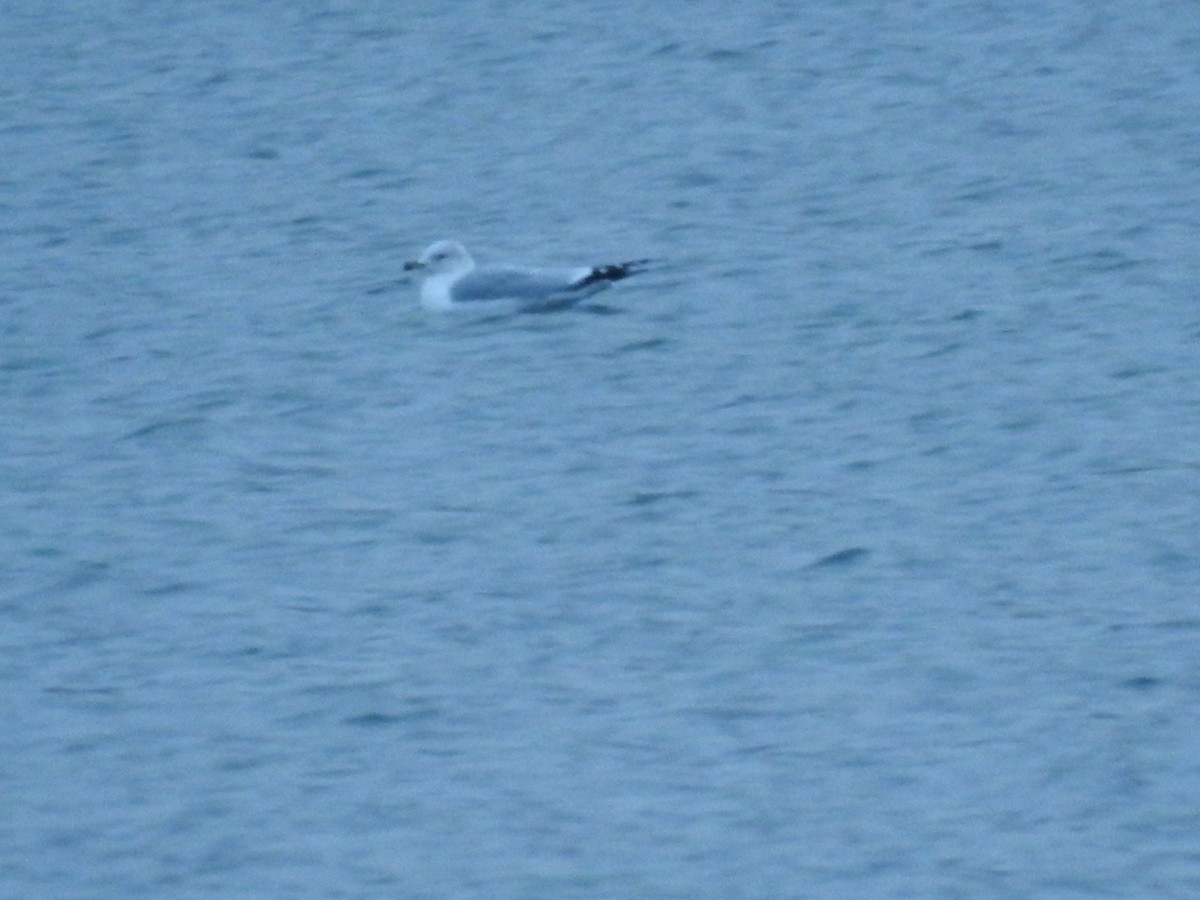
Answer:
[402, 260, 424, 271]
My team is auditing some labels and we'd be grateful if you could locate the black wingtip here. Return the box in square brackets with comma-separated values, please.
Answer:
[576, 258, 653, 289]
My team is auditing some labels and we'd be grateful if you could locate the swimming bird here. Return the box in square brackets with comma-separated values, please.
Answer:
[402, 240, 650, 312]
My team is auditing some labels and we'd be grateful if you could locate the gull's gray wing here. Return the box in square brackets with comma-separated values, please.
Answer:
[449, 266, 595, 303]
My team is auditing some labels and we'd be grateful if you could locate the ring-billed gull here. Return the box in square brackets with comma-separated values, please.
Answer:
[402, 240, 650, 312]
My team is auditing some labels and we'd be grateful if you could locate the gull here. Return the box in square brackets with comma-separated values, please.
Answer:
[402, 240, 650, 312]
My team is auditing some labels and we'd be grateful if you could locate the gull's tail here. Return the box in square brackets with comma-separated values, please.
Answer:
[573, 258, 653, 290]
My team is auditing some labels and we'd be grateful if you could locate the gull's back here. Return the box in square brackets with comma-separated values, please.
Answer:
[449, 266, 600, 304]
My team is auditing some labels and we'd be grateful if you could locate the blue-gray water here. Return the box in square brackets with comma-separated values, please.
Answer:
[3, 2, 1199, 897]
